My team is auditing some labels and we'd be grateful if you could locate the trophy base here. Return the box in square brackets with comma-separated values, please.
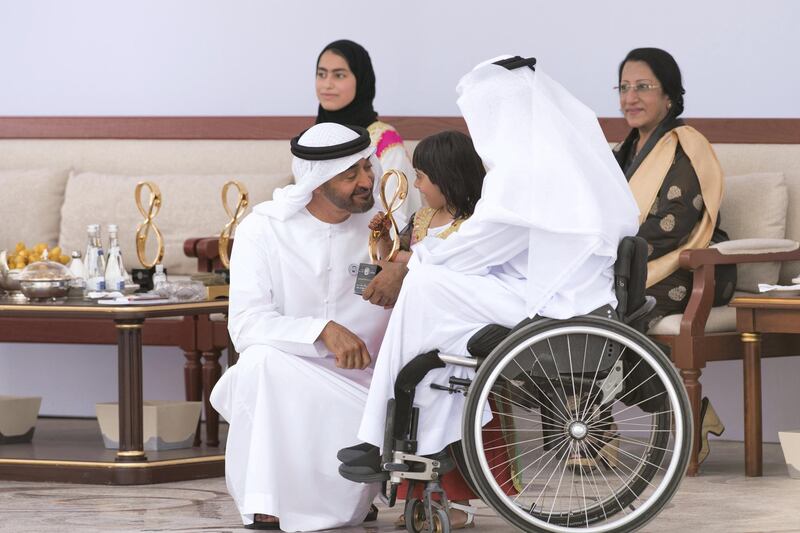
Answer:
[354, 263, 381, 295]
[189, 272, 229, 300]
[214, 269, 230, 284]
[131, 267, 166, 292]
[204, 285, 230, 300]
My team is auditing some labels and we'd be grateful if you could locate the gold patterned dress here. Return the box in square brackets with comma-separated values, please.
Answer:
[614, 119, 737, 330]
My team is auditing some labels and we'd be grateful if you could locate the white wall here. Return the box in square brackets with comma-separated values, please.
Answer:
[0, 0, 798, 118]
[1, 0, 799, 443]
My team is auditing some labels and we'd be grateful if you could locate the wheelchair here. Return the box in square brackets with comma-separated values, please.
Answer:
[340, 236, 692, 533]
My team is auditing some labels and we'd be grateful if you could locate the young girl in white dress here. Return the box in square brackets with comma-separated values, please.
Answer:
[370, 130, 485, 264]
[368, 129, 488, 529]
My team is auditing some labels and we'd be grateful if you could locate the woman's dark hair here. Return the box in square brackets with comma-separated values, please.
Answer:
[618, 47, 685, 117]
[412, 131, 485, 219]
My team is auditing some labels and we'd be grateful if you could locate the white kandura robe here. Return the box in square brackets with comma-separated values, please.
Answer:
[358, 221, 531, 455]
[358, 59, 639, 456]
[210, 204, 391, 531]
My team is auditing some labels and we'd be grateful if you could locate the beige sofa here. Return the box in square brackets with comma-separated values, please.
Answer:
[4, 140, 795, 279]
[0, 140, 298, 274]
[1, 134, 797, 292]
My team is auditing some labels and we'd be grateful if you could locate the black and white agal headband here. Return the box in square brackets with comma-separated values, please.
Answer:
[290, 125, 371, 161]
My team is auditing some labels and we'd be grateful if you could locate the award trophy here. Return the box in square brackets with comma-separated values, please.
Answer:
[132, 181, 165, 291]
[354, 169, 408, 295]
[197, 180, 248, 298]
[218, 180, 249, 274]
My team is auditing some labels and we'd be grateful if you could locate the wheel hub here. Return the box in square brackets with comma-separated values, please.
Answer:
[568, 421, 589, 440]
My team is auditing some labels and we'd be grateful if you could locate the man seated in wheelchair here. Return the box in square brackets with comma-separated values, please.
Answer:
[337, 56, 694, 530]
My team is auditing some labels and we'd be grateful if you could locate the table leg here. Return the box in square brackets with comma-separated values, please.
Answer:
[115, 320, 147, 462]
[184, 350, 203, 446]
[741, 332, 762, 477]
[202, 349, 222, 447]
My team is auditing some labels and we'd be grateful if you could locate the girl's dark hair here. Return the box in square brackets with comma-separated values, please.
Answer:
[412, 131, 485, 219]
[618, 47, 685, 118]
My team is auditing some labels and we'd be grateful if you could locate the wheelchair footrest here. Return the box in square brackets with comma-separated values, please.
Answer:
[338, 463, 390, 484]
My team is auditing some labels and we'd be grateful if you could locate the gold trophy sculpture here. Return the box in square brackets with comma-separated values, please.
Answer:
[218, 180, 249, 269]
[132, 181, 165, 290]
[354, 169, 408, 295]
[192, 181, 249, 300]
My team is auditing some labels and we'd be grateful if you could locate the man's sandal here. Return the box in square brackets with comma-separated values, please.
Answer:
[245, 514, 280, 530]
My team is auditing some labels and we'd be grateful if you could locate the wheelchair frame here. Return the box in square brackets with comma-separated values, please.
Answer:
[378, 313, 692, 533]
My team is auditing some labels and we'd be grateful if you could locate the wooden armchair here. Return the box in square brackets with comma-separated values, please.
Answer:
[649, 243, 800, 476]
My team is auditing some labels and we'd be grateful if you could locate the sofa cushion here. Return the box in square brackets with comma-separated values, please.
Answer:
[647, 305, 737, 336]
[719, 172, 787, 291]
[58, 171, 292, 275]
[0, 168, 70, 254]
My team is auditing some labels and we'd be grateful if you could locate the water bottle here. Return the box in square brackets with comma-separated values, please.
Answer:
[104, 224, 126, 292]
[152, 263, 167, 291]
[84, 224, 106, 291]
[68, 251, 86, 288]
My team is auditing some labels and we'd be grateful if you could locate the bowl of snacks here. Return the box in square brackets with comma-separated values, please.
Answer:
[18, 252, 73, 301]
[2, 243, 71, 296]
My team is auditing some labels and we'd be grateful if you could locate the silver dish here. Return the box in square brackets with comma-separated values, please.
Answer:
[20, 279, 71, 300]
[0, 269, 23, 292]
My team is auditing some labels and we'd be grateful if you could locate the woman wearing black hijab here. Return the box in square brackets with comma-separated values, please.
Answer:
[315, 39, 421, 218]
[613, 47, 735, 470]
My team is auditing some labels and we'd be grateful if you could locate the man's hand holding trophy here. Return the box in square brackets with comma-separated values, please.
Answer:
[354, 169, 409, 307]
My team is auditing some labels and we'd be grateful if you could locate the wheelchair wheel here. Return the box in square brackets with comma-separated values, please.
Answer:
[430, 508, 451, 533]
[404, 498, 426, 533]
[404, 498, 451, 533]
[462, 316, 691, 532]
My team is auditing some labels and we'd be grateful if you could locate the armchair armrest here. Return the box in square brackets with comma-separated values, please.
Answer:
[679, 239, 800, 270]
[675, 240, 800, 337]
[184, 237, 228, 273]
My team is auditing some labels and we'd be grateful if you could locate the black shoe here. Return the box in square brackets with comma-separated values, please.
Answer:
[337, 442, 379, 465]
[364, 504, 379, 522]
[339, 448, 388, 483]
[245, 517, 280, 530]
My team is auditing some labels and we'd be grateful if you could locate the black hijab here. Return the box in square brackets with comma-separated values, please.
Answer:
[315, 40, 378, 129]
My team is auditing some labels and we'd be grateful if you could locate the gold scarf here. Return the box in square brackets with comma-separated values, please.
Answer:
[627, 125, 724, 287]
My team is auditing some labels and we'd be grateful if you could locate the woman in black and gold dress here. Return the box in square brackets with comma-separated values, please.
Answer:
[614, 47, 736, 464]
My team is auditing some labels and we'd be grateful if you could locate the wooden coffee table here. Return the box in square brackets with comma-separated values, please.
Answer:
[730, 292, 800, 477]
[0, 298, 228, 484]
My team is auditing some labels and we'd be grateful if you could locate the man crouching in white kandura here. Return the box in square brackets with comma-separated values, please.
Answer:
[210, 122, 407, 531]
